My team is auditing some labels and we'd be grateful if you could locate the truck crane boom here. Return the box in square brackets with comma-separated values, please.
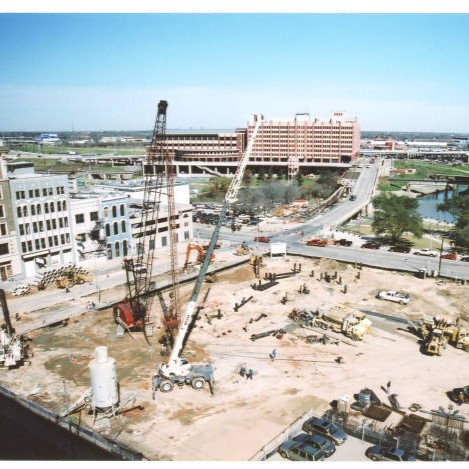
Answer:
[153, 115, 263, 392]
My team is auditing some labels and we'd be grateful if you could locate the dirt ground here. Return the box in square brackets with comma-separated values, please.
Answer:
[1, 253, 469, 461]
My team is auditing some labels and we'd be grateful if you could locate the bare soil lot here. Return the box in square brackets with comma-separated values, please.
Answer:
[1, 254, 469, 461]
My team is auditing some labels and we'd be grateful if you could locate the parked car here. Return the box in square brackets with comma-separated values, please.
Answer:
[413, 248, 438, 257]
[461, 257, 469, 262]
[277, 439, 325, 461]
[447, 385, 469, 405]
[335, 238, 353, 247]
[306, 238, 328, 247]
[389, 245, 411, 253]
[302, 416, 347, 445]
[441, 252, 457, 260]
[366, 445, 416, 461]
[254, 236, 270, 243]
[361, 242, 380, 250]
[292, 433, 336, 458]
[377, 290, 411, 305]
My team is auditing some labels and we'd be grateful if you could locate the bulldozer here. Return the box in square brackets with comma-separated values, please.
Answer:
[408, 315, 469, 355]
[56, 271, 90, 289]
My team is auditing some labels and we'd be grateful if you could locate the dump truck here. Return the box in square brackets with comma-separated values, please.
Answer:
[289, 304, 372, 341]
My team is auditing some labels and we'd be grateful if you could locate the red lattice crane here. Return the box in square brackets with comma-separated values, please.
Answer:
[113, 100, 181, 347]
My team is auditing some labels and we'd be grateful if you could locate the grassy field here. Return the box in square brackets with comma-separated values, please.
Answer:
[378, 160, 469, 191]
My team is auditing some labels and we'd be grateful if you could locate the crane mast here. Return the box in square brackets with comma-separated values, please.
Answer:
[158, 115, 263, 379]
[114, 100, 180, 345]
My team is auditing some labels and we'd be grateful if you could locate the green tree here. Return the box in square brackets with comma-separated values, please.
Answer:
[438, 195, 469, 248]
[372, 193, 423, 243]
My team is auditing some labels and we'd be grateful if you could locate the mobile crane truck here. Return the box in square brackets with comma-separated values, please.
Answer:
[152, 115, 263, 395]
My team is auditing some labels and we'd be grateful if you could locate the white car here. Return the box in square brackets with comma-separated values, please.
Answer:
[377, 290, 411, 305]
[413, 248, 438, 257]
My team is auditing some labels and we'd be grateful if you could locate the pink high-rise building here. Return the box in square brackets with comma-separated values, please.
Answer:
[247, 111, 360, 165]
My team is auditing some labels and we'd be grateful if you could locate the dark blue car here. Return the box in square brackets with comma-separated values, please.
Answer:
[366, 445, 416, 461]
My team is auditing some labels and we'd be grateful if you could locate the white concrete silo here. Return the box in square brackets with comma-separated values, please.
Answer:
[88, 346, 119, 410]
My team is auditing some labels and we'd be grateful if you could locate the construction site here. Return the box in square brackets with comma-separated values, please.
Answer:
[1, 101, 469, 461]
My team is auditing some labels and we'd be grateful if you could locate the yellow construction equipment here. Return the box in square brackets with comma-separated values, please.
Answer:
[290, 304, 372, 341]
[408, 315, 469, 355]
[56, 271, 90, 289]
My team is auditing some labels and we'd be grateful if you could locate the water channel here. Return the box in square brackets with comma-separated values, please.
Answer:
[417, 186, 468, 224]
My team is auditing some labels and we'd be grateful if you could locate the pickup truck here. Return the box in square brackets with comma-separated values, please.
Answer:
[377, 290, 411, 305]
[306, 239, 328, 247]
[413, 248, 438, 257]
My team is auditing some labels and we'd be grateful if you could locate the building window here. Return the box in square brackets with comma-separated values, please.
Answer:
[90, 211, 99, 221]
[41, 238, 46, 249]
[33, 222, 38, 233]
[75, 213, 85, 224]
[44, 202, 49, 214]
[121, 220, 126, 233]
[120, 204, 125, 216]
[103, 207, 109, 218]
[19, 224, 24, 235]
[35, 189, 40, 197]
[23, 206, 28, 217]
[39, 221, 44, 232]
[46, 220, 51, 230]
[52, 219, 57, 229]
[31, 205, 36, 216]
[59, 218, 63, 228]
[21, 242, 27, 253]
[16, 191, 26, 200]
[27, 240, 32, 251]
[50, 202, 55, 213]
[64, 217, 69, 228]
[184, 231, 190, 240]
[35, 239, 40, 250]
[161, 236, 167, 247]
[48, 188, 53, 196]
[123, 240, 128, 257]
[107, 244, 112, 260]
[115, 241, 120, 257]
[36, 204, 42, 215]
[113, 221, 119, 235]
[112, 206, 117, 218]
[105, 224, 110, 237]
[0, 223, 6, 236]
[0, 243, 10, 255]
[42, 188, 48, 196]
[17, 207, 22, 218]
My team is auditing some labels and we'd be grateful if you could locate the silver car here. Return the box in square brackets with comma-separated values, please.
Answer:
[302, 416, 347, 445]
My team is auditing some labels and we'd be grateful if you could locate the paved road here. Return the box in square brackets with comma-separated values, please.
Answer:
[195, 159, 469, 280]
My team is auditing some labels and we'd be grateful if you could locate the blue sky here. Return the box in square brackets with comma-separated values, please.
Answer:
[1, 13, 469, 132]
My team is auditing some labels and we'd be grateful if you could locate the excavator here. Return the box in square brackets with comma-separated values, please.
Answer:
[152, 114, 263, 394]
[184, 243, 215, 269]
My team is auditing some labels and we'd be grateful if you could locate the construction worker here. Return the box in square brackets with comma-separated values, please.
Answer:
[247, 369, 254, 380]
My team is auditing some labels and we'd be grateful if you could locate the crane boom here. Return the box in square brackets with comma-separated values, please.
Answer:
[159, 115, 262, 378]
[114, 100, 180, 345]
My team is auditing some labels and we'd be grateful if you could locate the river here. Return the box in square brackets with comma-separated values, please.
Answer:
[417, 187, 468, 223]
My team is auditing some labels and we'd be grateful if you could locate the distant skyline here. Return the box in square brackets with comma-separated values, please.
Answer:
[1, 13, 469, 133]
